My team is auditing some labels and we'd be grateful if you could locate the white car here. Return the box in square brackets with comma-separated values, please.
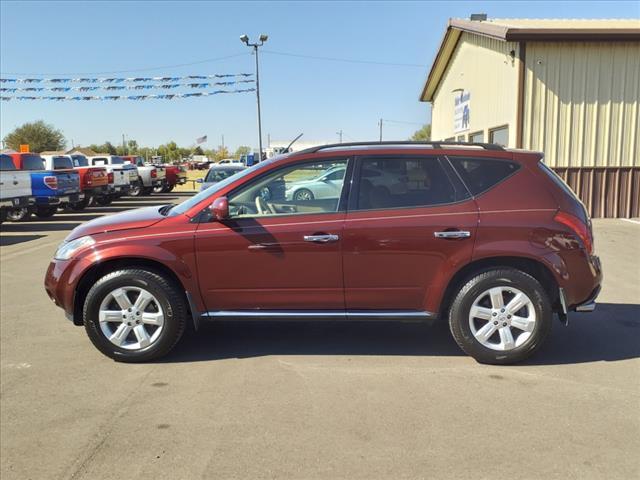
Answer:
[285, 166, 347, 201]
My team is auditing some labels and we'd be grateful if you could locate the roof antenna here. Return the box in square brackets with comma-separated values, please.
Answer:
[285, 133, 304, 152]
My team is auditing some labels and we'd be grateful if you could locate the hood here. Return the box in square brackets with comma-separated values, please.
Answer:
[66, 205, 165, 241]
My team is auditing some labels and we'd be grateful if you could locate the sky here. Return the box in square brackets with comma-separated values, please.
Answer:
[1, 0, 638, 152]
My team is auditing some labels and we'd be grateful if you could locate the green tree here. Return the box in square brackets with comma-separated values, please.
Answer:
[193, 146, 204, 155]
[234, 145, 251, 158]
[410, 124, 431, 141]
[214, 146, 230, 161]
[3, 120, 66, 153]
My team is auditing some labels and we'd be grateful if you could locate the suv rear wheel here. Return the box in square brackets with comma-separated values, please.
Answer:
[448, 268, 552, 365]
[83, 269, 187, 362]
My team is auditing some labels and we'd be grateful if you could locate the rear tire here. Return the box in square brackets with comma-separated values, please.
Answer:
[153, 184, 164, 194]
[129, 180, 143, 197]
[69, 197, 90, 211]
[83, 269, 187, 362]
[7, 207, 31, 222]
[448, 268, 552, 365]
[142, 187, 154, 195]
[294, 188, 314, 201]
[35, 206, 58, 218]
[162, 185, 174, 193]
[95, 196, 112, 206]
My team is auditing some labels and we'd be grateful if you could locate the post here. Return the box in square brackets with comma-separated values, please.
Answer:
[254, 45, 264, 161]
[337, 130, 343, 143]
[379, 119, 383, 142]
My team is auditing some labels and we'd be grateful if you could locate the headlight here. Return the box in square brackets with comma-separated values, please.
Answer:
[54, 236, 95, 261]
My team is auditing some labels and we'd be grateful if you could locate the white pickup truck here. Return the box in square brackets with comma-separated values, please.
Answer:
[88, 155, 137, 205]
[122, 155, 166, 196]
[0, 154, 34, 223]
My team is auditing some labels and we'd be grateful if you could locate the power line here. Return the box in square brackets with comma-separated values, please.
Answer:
[262, 50, 426, 68]
[0, 53, 249, 76]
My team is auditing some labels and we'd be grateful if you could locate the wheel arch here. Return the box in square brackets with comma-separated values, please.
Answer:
[73, 257, 192, 327]
[437, 256, 560, 319]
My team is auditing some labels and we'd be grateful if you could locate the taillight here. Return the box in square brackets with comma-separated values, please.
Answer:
[85, 171, 93, 186]
[44, 176, 58, 190]
[107, 172, 114, 184]
[554, 211, 593, 253]
[150, 168, 157, 178]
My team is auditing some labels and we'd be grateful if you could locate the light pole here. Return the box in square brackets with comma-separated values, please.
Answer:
[240, 34, 268, 161]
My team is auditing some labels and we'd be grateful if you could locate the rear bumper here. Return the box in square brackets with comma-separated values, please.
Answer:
[574, 285, 601, 312]
[0, 196, 34, 208]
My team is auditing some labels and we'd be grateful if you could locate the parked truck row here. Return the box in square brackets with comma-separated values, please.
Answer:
[0, 153, 187, 222]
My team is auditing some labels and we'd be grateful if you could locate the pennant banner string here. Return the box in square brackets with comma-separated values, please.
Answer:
[0, 73, 253, 84]
[0, 79, 255, 93]
[0, 88, 256, 101]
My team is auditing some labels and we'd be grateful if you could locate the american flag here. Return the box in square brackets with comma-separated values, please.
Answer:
[196, 135, 207, 144]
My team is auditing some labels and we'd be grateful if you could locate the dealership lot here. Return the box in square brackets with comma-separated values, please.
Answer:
[1, 196, 639, 480]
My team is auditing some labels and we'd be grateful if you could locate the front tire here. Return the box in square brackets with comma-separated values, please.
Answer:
[448, 268, 552, 365]
[83, 269, 187, 362]
[293, 188, 314, 201]
[128, 180, 143, 197]
[35, 206, 58, 218]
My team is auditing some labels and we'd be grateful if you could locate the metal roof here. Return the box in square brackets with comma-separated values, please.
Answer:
[420, 18, 640, 102]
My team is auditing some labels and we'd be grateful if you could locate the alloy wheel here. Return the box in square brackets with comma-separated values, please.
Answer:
[98, 286, 165, 350]
[468, 286, 536, 351]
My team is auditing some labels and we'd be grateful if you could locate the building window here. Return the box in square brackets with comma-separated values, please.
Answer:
[489, 125, 509, 146]
[456, 135, 465, 142]
[469, 131, 484, 143]
[444, 137, 455, 142]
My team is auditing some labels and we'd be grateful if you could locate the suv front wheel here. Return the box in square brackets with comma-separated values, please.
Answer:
[83, 269, 187, 362]
[448, 268, 552, 365]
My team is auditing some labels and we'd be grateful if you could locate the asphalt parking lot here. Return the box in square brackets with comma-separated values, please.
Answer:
[1, 195, 639, 480]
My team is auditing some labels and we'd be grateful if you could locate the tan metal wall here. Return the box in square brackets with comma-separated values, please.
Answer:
[553, 167, 640, 218]
[523, 41, 640, 168]
[431, 32, 520, 143]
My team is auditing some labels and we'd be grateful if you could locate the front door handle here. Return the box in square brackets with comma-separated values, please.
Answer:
[303, 234, 339, 243]
[434, 230, 471, 239]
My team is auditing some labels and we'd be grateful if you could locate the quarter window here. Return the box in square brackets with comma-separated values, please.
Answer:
[449, 157, 520, 196]
[227, 159, 348, 218]
[355, 157, 467, 210]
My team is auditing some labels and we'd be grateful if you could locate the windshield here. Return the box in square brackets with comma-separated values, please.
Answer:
[170, 160, 273, 216]
[22, 155, 45, 170]
[0, 155, 16, 171]
[53, 156, 73, 169]
[205, 167, 244, 183]
[71, 155, 89, 167]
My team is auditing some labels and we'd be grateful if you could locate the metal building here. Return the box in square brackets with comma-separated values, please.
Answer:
[420, 18, 640, 218]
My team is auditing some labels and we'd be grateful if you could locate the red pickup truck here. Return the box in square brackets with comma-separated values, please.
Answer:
[153, 164, 187, 193]
[41, 155, 109, 210]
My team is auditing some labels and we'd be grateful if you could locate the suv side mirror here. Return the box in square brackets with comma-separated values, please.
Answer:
[211, 196, 229, 221]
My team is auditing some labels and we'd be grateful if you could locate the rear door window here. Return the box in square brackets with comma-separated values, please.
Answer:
[52, 156, 73, 169]
[21, 155, 45, 170]
[0, 155, 16, 171]
[448, 156, 520, 196]
[354, 156, 469, 211]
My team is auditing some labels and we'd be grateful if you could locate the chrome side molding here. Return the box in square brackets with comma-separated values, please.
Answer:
[202, 310, 435, 320]
[434, 230, 471, 239]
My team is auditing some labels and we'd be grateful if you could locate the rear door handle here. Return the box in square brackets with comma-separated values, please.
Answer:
[303, 234, 339, 243]
[434, 230, 471, 239]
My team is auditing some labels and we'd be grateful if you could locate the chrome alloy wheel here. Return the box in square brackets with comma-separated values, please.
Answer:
[98, 287, 164, 350]
[468, 286, 536, 351]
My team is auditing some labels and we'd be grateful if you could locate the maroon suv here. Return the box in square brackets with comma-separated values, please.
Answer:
[45, 142, 602, 364]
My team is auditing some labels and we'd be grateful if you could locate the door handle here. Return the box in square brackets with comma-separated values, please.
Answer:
[303, 234, 339, 243]
[434, 230, 471, 239]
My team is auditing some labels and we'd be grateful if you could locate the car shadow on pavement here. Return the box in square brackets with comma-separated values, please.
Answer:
[0, 222, 82, 233]
[0, 234, 46, 246]
[159, 303, 640, 365]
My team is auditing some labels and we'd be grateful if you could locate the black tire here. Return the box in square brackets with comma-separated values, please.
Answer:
[448, 268, 552, 365]
[162, 185, 174, 193]
[35, 206, 58, 218]
[7, 207, 32, 222]
[293, 188, 314, 201]
[69, 197, 90, 211]
[142, 187, 154, 195]
[153, 184, 165, 194]
[94, 196, 112, 206]
[129, 180, 143, 197]
[0, 208, 7, 223]
[83, 269, 187, 362]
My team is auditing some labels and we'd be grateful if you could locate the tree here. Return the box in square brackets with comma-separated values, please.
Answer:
[234, 145, 251, 158]
[410, 124, 431, 141]
[193, 146, 204, 155]
[3, 120, 66, 153]
[214, 146, 230, 161]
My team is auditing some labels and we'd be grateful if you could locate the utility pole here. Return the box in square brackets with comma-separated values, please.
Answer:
[221, 134, 225, 149]
[240, 34, 268, 161]
[122, 133, 126, 155]
[337, 130, 343, 143]
[379, 119, 383, 142]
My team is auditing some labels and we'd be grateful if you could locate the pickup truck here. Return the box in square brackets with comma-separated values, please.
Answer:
[40, 154, 109, 210]
[152, 164, 187, 193]
[88, 155, 137, 204]
[122, 155, 166, 196]
[6, 153, 82, 220]
[0, 154, 34, 223]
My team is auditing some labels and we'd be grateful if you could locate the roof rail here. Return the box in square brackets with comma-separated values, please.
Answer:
[297, 141, 505, 154]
